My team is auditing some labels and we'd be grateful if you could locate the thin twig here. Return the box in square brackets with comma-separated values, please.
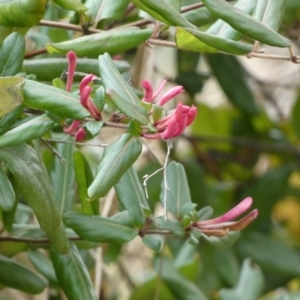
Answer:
[40, 138, 65, 163]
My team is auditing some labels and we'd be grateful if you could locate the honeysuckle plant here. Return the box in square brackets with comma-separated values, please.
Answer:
[0, 0, 299, 299]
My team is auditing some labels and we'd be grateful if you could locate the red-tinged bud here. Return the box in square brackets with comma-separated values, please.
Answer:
[141, 80, 153, 103]
[75, 127, 86, 142]
[66, 51, 77, 92]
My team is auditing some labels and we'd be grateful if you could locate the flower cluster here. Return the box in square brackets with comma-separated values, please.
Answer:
[192, 197, 258, 237]
[63, 51, 101, 141]
[140, 79, 197, 140]
[63, 51, 197, 142]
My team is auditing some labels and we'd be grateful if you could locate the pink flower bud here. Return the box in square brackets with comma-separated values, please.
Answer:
[66, 51, 77, 92]
[75, 127, 86, 142]
[157, 85, 184, 106]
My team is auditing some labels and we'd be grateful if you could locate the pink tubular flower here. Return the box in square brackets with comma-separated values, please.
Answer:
[80, 74, 101, 120]
[192, 197, 258, 237]
[142, 102, 197, 140]
[141, 79, 184, 106]
[66, 51, 77, 92]
[63, 120, 81, 134]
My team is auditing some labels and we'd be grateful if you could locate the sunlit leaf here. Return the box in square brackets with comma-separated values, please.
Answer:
[0, 77, 24, 118]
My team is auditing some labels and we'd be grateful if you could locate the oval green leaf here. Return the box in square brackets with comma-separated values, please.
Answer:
[88, 133, 142, 200]
[0, 167, 15, 212]
[0, 32, 25, 76]
[0, 144, 70, 254]
[46, 27, 153, 58]
[64, 212, 138, 243]
[202, 0, 290, 47]
[160, 161, 192, 219]
[108, 89, 149, 125]
[98, 52, 141, 105]
[23, 58, 130, 81]
[0, 115, 54, 148]
[0, 0, 46, 27]
[23, 80, 90, 119]
[50, 243, 97, 300]
[115, 167, 150, 227]
[0, 255, 48, 294]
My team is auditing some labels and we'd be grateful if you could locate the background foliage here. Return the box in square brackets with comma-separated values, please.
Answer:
[0, 0, 300, 299]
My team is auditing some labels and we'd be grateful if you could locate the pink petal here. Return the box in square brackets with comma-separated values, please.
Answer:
[157, 85, 184, 106]
[80, 86, 92, 108]
[66, 51, 77, 92]
[152, 79, 167, 100]
[63, 120, 81, 134]
[141, 80, 154, 103]
[80, 74, 97, 94]
[186, 106, 197, 126]
[198, 197, 253, 225]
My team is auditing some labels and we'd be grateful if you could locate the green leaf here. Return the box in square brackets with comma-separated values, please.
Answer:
[86, 121, 103, 138]
[0, 33, 25, 76]
[253, 0, 287, 32]
[73, 150, 94, 214]
[115, 167, 150, 227]
[154, 257, 208, 300]
[52, 0, 87, 12]
[200, 231, 240, 251]
[154, 217, 185, 235]
[241, 164, 294, 228]
[50, 243, 97, 300]
[0, 105, 23, 136]
[50, 134, 75, 215]
[46, 27, 153, 58]
[219, 259, 264, 300]
[236, 232, 300, 277]
[176, 27, 253, 55]
[206, 53, 258, 116]
[0, 115, 54, 148]
[88, 134, 142, 200]
[27, 250, 58, 286]
[64, 212, 138, 243]
[0, 0, 46, 28]
[85, 0, 129, 21]
[206, 0, 256, 41]
[137, 0, 196, 28]
[0, 255, 47, 294]
[142, 235, 161, 251]
[0, 167, 15, 212]
[108, 90, 149, 125]
[160, 161, 192, 219]
[23, 58, 130, 82]
[201, 0, 290, 47]
[98, 53, 141, 105]
[0, 77, 24, 118]
[0, 144, 70, 254]
[23, 80, 90, 119]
